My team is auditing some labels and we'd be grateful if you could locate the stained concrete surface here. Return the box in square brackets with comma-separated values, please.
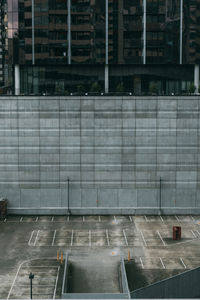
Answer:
[1, 214, 200, 299]
[68, 255, 120, 293]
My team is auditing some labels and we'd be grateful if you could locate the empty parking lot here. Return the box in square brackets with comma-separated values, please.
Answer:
[1, 214, 200, 298]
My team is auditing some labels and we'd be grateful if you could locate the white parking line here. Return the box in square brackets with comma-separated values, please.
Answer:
[89, 230, 91, 246]
[195, 230, 200, 237]
[175, 215, 180, 223]
[7, 263, 22, 299]
[144, 215, 148, 222]
[160, 216, 164, 223]
[34, 230, 40, 246]
[157, 230, 166, 246]
[191, 216, 195, 222]
[160, 257, 165, 269]
[180, 257, 187, 269]
[51, 216, 54, 222]
[71, 230, 74, 246]
[140, 257, 144, 269]
[20, 217, 23, 222]
[191, 230, 197, 238]
[83, 216, 85, 222]
[28, 231, 35, 246]
[140, 231, 147, 247]
[99, 216, 101, 222]
[53, 266, 60, 300]
[67, 216, 69, 222]
[123, 229, 128, 246]
[129, 216, 133, 222]
[106, 229, 110, 246]
[114, 216, 117, 222]
[4, 218, 6, 222]
[52, 230, 57, 246]
[35, 216, 39, 222]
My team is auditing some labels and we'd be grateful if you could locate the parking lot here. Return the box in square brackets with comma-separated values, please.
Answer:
[1, 214, 200, 298]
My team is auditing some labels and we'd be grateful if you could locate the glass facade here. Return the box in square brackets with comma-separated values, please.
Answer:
[3, 0, 200, 94]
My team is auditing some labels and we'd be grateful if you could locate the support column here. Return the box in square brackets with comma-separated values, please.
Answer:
[105, 0, 109, 93]
[32, 0, 35, 65]
[194, 64, 199, 93]
[180, 0, 183, 64]
[15, 65, 20, 95]
[105, 65, 109, 93]
[143, 0, 146, 64]
[68, 0, 71, 64]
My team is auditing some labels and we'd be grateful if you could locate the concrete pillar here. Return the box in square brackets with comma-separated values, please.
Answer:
[194, 64, 199, 93]
[180, 0, 183, 64]
[32, 0, 35, 64]
[105, 65, 109, 93]
[68, 0, 71, 64]
[143, 0, 146, 64]
[15, 65, 20, 95]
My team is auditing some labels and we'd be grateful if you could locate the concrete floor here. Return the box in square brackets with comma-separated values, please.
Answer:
[1, 214, 200, 299]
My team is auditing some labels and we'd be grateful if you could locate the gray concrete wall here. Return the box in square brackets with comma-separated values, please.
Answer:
[0, 96, 200, 214]
[130, 267, 200, 298]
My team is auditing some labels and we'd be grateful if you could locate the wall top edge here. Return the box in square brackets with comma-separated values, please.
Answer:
[0, 96, 200, 100]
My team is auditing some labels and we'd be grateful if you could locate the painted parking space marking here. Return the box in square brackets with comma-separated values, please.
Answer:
[83, 216, 85, 222]
[51, 216, 54, 222]
[144, 215, 148, 222]
[34, 230, 40, 246]
[140, 230, 147, 247]
[180, 257, 187, 269]
[157, 230, 166, 246]
[20, 217, 23, 222]
[99, 216, 101, 222]
[129, 216, 132, 222]
[140, 257, 144, 269]
[160, 215, 164, 223]
[191, 230, 196, 238]
[52, 230, 56, 246]
[71, 230, 74, 246]
[35, 216, 38, 222]
[53, 266, 60, 300]
[28, 231, 35, 246]
[123, 230, 128, 246]
[106, 229, 110, 246]
[175, 215, 180, 223]
[159, 257, 165, 269]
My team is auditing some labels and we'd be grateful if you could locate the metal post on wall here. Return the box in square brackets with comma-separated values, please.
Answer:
[159, 177, 162, 215]
[67, 177, 70, 215]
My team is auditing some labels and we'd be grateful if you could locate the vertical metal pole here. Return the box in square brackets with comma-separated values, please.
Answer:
[180, 0, 183, 64]
[143, 0, 146, 64]
[67, 0, 71, 64]
[67, 177, 70, 215]
[105, 0, 109, 92]
[29, 273, 34, 299]
[30, 278, 32, 299]
[31, 0, 35, 65]
[159, 177, 162, 215]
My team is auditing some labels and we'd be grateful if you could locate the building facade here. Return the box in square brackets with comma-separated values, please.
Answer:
[0, 1, 5, 87]
[5, 0, 200, 95]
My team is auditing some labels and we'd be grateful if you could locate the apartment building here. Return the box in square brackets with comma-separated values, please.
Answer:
[5, 0, 200, 95]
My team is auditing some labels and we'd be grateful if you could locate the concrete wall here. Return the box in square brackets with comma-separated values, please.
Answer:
[0, 96, 200, 214]
[131, 267, 200, 298]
